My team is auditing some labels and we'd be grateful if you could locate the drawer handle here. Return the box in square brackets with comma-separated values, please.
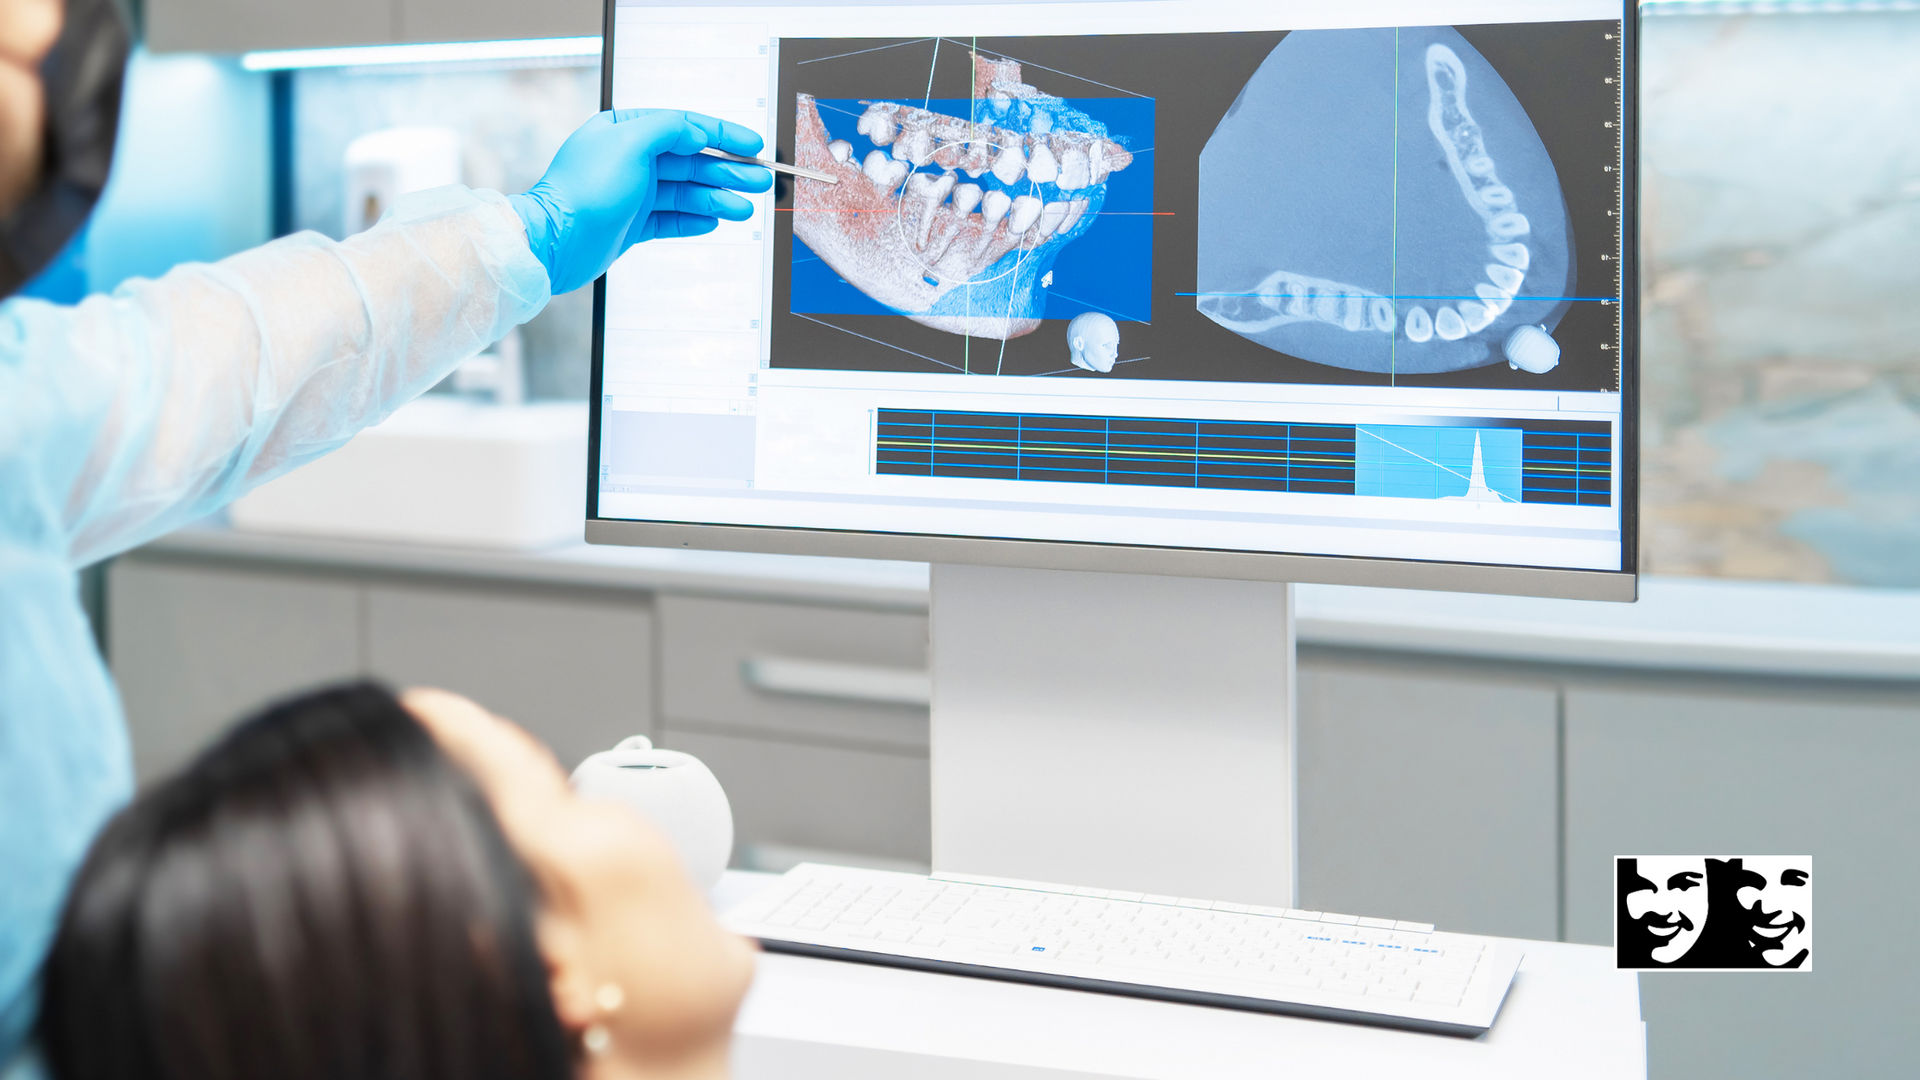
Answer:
[741, 655, 931, 708]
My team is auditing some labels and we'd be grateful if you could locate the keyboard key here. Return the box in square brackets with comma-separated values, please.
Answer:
[1393, 920, 1436, 934]
[1369, 985, 1415, 1002]
[1320, 912, 1360, 926]
[1356, 917, 1396, 930]
[796, 917, 832, 931]
[1415, 987, 1465, 1006]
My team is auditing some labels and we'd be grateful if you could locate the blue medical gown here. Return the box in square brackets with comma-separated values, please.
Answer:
[0, 186, 550, 1071]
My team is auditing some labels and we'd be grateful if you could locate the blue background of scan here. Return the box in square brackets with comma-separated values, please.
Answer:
[789, 96, 1155, 325]
[1355, 425, 1524, 502]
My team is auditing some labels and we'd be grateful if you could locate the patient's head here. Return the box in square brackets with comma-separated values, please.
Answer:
[42, 682, 755, 1080]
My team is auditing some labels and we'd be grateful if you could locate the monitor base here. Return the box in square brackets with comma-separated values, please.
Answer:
[928, 564, 1296, 905]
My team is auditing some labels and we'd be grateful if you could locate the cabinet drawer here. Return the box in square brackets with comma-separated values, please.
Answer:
[366, 581, 653, 770]
[659, 595, 929, 751]
[664, 727, 930, 865]
[110, 557, 361, 784]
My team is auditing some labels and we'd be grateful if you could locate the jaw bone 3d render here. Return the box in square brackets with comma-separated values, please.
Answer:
[1197, 27, 1575, 374]
[793, 52, 1135, 340]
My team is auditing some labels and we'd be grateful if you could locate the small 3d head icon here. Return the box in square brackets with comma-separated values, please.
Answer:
[1067, 311, 1121, 373]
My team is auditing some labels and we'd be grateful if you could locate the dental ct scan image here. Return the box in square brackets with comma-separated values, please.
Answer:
[768, 24, 1623, 391]
[597, 4, 1631, 575]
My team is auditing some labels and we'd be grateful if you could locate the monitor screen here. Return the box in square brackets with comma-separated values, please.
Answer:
[589, 0, 1636, 597]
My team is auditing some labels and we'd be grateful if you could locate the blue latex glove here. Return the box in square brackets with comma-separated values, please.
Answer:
[510, 109, 773, 295]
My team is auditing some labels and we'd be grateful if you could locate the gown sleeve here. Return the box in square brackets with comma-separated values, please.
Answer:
[0, 184, 552, 570]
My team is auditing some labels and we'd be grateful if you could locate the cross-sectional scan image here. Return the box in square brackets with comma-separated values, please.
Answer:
[1198, 27, 1575, 375]
[769, 24, 1622, 390]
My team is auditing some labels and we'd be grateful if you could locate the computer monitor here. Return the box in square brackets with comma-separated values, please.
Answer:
[589, 0, 1636, 904]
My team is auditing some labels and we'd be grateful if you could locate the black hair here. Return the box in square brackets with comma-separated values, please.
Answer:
[39, 682, 574, 1080]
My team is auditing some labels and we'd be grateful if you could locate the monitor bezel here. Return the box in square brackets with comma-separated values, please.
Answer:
[584, 0, 1641, 603]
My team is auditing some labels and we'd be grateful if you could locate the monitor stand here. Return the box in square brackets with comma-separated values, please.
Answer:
[928, 564, 1296, 906]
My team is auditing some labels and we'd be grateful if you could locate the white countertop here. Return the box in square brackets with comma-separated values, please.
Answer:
[143, 523, 934, 610]
[711, 872, 1644, 1080]
[142, 525, 1920, 681]
[1295, 575, 1920, 682]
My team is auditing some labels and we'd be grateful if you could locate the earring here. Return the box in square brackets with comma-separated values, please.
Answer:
[581, 982, 624, 1056]
[595, 983, 626, 1012]
[582, 1024, 612, 1055]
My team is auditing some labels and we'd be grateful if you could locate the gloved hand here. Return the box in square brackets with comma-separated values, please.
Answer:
[509, 109, 773, 295]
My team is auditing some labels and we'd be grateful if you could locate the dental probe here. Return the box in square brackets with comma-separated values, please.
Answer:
[699, 148, 839, 185]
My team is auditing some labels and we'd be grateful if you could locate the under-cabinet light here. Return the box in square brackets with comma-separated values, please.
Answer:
[240, 36, 602, 72]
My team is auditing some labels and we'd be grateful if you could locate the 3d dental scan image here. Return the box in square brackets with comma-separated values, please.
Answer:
[769, 24, 1622, 391]
[1615, 856, 1813, 971]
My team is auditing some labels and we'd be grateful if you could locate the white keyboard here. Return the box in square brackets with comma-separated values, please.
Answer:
[724, 864, 1524, 1037]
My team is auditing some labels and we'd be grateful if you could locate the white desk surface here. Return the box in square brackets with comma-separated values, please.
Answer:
[714, 873, 1645, 1080]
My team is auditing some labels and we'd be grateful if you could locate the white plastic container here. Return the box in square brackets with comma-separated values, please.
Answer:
[229, 397, 587, 550]
[570, 736, 735, 892]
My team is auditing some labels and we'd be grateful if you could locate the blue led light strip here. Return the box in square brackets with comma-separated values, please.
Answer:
[241, 36, 602, 72]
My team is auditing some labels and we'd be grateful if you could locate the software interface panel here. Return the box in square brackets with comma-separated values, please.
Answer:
[596, 0, 1632, 572]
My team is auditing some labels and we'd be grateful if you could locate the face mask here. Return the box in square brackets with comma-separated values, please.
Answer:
[0, 0, 130, 298]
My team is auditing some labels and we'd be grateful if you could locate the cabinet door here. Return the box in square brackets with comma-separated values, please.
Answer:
[399, 0, 601, 46]
[1566, 686, 1920, 1080]
[659, 596, 929, 752]
[367, 582, 653, 770]
[147, 0, 395, 53]
[1297, 658, 1560, 939]
[109, 557, 361, 784]
[663, 727, 930, 867]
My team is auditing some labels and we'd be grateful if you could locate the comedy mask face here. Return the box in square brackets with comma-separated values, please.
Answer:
[1624, 855, 1710, 965]
[0, 0, 129, 296]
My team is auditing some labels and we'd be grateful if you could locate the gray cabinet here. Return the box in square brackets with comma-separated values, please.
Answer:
[109, 557, 360, 782]
[108, 553, 656, 781]
[366, 580, 653, 770]
[665, 728, 932, 867]
[658, 595, 931, 867]
[1296, 658, 1560, 940]
[147, 0, 601, 54]
[147, 0, 392, 53]
[107, 552, 931, 870]
[659, 595, 929, 751]
[1565, 685, 1920, 1080]
[400, 0, 602, 48]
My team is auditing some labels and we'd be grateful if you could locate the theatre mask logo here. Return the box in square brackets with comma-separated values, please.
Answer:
[1614, 856, 1811, 971]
